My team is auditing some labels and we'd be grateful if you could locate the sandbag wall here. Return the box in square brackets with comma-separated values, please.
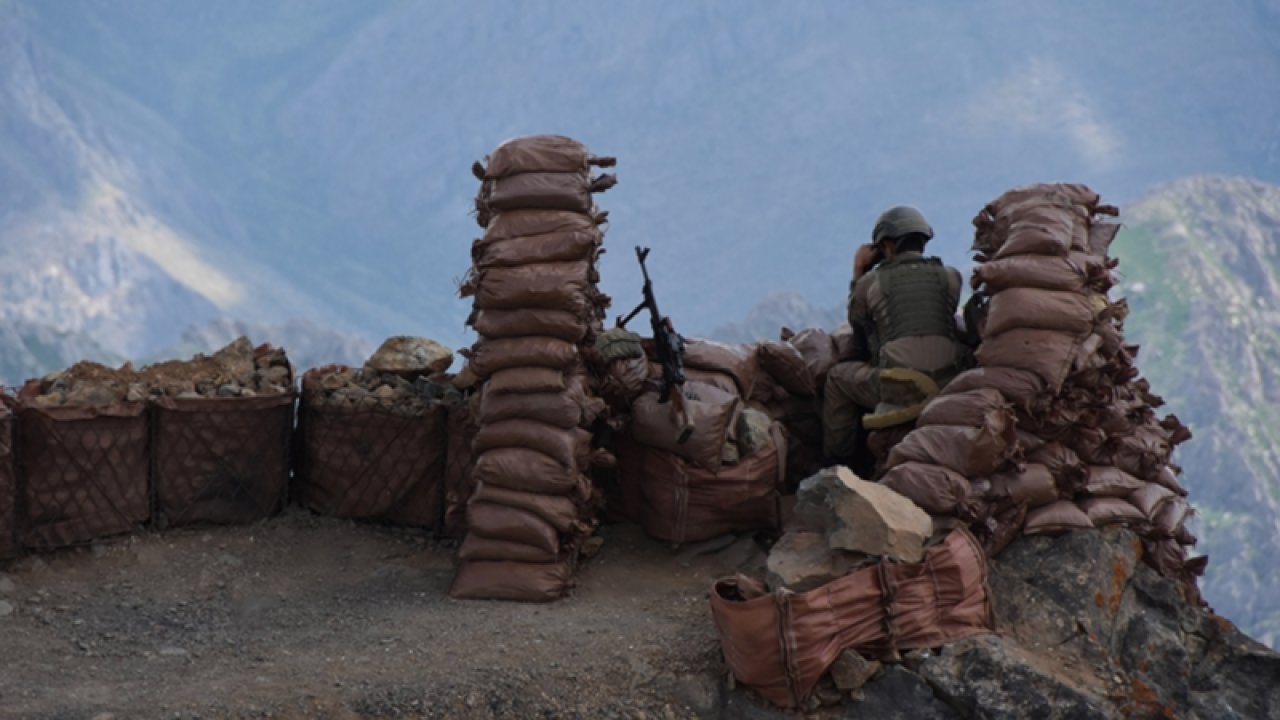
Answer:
[451, 135, 615, 601]
[880, 183, 1203, 595]
[619, 338, 787, 544]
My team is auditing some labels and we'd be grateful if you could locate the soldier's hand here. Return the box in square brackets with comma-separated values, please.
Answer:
[854, 243, 881, 279]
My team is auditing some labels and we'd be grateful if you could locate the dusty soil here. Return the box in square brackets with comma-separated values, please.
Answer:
[0, 512, 767, 719]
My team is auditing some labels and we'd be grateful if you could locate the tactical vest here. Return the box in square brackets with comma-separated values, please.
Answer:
[869, 256, 956, 364]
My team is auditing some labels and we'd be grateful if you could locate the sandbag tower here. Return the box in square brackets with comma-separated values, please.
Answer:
[451, 135, 616, 601]
[881, 183, 1203, 597]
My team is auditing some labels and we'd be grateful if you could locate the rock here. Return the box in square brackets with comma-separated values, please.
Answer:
[793, 466, 932, 562]
[365, 336, 453, 377]
[216, 384, 241, 397]
[919, 635, 1118, 719]
[374, 384, 397, 399]
[256, 366, 291, 387]
[0, 575, 15, 594]
[0, 600, 13, 616]
[65, 383, 120, 407]
[125, 384, 147, 403]
[854, 665, 960, 719]
[765, 531, 867, 592]
[829, 649, 880, 691]
[33, 392, 65, 407]
[670, 673, 720, 717]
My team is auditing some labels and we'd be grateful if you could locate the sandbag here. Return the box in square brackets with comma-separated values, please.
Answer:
[940, 367, 1046, 412]
[479, 388, 582, 429]
[1153, 464, 1189, 497]
[785, 328, 838, 391]
[599, 355, 649, 407]
[1088, 222, 1120, 256]
[972, 254, 1096, 293]
[1111, 425, 1170, 481]
[678, 367, 740, 397]
[831, 324, 856, 362]
[917, 388, 1011, 429]
[472, 229, 602, 269]
[449, 558, 573, 602]
[682, 339, 758, 397]
[471, 481, 582, 533]
[974, 328, 1082, 393]
[1078, 497, 1147, 527]
[472, 448, 583, 496]
[886, 421, 1015, 478]
[986, 464, 1058, 508]
[470, 261, 596, 315]
[482, 135, 604, 178]
[486, 367, 566, 395]
[993, 204, 1079, 259]
[1130, 483, 1176, 519]
[468, 336, 579, 377]
[466, 502, 560, 554]
[481, 208, 601, 243]
[482, 171, 596, 214]
[881, 462, 973, 517]
[1153, 496, 1192, 538]
[469, 308, 588, 343]
[472, 419, 591, 469]
[1082, 466, 1146, 497]
[458, 534, 558, 564]
[757, 341, 816, 397]
[631, 381, 741, 472]
[1026, 442, 1087, 489]
[984, 288, 1096, 337]
[1023, 500, 1094, 535]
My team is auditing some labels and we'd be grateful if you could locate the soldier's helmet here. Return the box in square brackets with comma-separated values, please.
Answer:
[872, 206, 934, 246]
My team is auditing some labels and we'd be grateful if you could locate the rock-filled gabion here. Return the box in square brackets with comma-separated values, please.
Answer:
[879, 183, 1204, 599]
[451, 135, 616, 601]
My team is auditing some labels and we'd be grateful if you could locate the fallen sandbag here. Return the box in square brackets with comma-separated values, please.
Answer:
[880, 462, 973, 517]
[466, 502, 560, 554]
[449, 558, 574, 603]
[469, 308, 588, 343]
[467, 336, 579, 378]
[631, 381, 741, 472]
[886, 422, 1015, 479]
[985, 464, 1059, 508]
[472, 419, 591, 469]
[974, 328, 1083, 393]
[1023, 500, 1094, 535]
[984, 288, 1097, 337]
[757, 341, 816, 397]
[472, 229, 602, 270]
[472, 448, 583, 496]
[917, 388, 1012, 429]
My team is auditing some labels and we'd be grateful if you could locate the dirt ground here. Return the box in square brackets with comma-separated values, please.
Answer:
[0, 511, 769, 720]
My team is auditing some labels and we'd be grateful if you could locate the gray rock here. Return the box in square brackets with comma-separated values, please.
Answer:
[0, 600, 13, 617]
[793, 466, 932, 562]
[0, 575, 15, 594]
[852, 665, 960, 719]
[765, 531, 867, 592]
[829, 649, 880, 691]
[365, 336, 453, 376]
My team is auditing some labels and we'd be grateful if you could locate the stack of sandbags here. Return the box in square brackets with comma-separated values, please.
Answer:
[881, 183, 1202, 595]
[619, 338, 787, 544]
[451, 135, 615, 602]
[141, 338, 296, 528]
[755, 326, 853, 488]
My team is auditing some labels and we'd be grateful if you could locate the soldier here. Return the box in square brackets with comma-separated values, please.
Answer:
[823, 206, 973, 469]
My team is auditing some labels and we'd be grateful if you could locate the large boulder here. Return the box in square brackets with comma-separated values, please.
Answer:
[365, 336, 453, 377]
[793, 466, 932, 562]
[764, 531, 868, 592]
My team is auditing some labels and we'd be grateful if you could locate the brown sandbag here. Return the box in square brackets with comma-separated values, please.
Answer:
[1023, 500, 1094, 535]
[469, 308, 588, 343]
[481, 208, 601, 242]
[458, 534, 558, 564]
[1153, 496, 1192, 538]
[1153, 464, 1189, 497]
[1078, 497, 1147, 527]
[710, 528, 991, 709]
[634, 427, 784, 544]
[631, 381, 741, 472]
[1088, 222, 1121, 256]
[1111, 425, 1170, 481]
[917, 388, 1011, 429]
[472, 448, 583, 496]
[479, 388, 581, 429]
[785, 328, 838, 391]
[1083, 466, 1146, 497]
[940, 367, 1046, 413]
[470, 261, 596, 314]
[472, 229, 602, 269]
[984, 288, 1097, 337]
[0, 403, 15, 560]
[482, 171, 595, 214]
[471, 481, 583, 533]
[757, 341, 817, 397]
[674, 367, 740, 397]
[974, 328, 1082, 393]
[599, 355, 649, 407]
[1026, 442, 1087, 489]
[472, 419, 591, 469]
[486, 367, 566, 395]
[880, 462, 973, 517]
[992, 204, 1079, 259]
[972, 254, 1096, 293]
[831, 324, 856, 362]
[449, 558, 573, 602]
[466, 502, 560, 554]
[886, 421, 1015, 478]
[986, 464, 1059, 508]
[468, 336, 579, 378]
[482, 135, 599, 178]
[1130, 483, 1177, 520]
[682, 339, 758, 397]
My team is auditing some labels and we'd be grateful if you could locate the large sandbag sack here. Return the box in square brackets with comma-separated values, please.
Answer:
[710, 528, 991, 709]
[631, 381, 741, 472]
[480, 135, 612, 178]
[886, 421, 1016, 478]
[974, 328, 1082, 394]
[917, 388, 1011, 429]
[984, 288, 1097, 337]
[449, 558, 574, 602]
[469, 308, 588, 343]
[756, 341, 816, 397]
[472, 419, 591, 469]
[472, 229, 602, 270]
[880, 462, 973, 517]
[467, 336, 579, 378]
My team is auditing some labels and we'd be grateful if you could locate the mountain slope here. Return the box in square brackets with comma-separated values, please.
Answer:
[1114, 176, 1280, 647]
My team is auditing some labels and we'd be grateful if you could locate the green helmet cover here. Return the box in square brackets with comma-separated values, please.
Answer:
[872, 206, 934, 246]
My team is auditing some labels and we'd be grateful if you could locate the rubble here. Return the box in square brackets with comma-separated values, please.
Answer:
[364, 336, 454, 377]
[139, 337, 294, 398]
[829, 649, 881, 692]
[793, 466, 932, 563]
[304, 364, 458, 416]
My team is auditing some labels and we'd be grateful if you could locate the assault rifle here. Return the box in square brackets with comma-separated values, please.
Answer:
[617, 246, 692, 442]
